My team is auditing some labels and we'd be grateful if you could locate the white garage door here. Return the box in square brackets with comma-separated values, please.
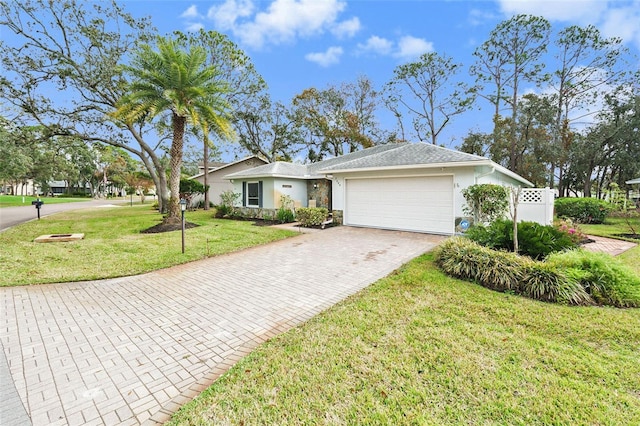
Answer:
[345, 176, 454, 234]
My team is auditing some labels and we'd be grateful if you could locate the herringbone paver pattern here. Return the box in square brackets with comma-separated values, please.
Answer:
[1, 227, 443, 425]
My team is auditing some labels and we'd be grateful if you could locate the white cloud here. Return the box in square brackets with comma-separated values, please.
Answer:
[395, 36, 434, 60]
[356, 35, 435, 60]
[496, 0, 640, 50]
[468, 8, 500, 26]
[185, 22, 204, 32]
[497, 0, 607, 23]
[207, 0, 255, 32]
[181, 5, 206, 32]
[331, 17, 361, 38]
[180, 5, 200, 19]
[357, 36, 394, 56]
[600, 4, 640, 49]
[205, 0, 350, 49]
[305, 46, 343, 67]
[185, 0, 363, 51]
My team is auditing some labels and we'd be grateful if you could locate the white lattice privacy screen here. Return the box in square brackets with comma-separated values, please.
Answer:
[520, 189, 543, 204]
[517, 188, 554, 225]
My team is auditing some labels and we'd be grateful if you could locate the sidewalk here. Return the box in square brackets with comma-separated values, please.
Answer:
[582, 235, 637, 256]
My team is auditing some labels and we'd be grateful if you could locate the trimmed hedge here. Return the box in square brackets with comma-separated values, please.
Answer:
[296, 207, 328, 227]
[554, 197, 612, 224]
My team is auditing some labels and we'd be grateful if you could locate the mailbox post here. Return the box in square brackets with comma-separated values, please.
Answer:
[180, 198, 187, 254]
[31, 197, 44, 220]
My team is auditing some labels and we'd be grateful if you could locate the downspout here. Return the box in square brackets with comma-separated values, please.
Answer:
[475, 166, 495, 184]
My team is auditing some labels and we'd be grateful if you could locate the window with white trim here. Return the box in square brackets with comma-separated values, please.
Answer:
[247, 182, 260, 207]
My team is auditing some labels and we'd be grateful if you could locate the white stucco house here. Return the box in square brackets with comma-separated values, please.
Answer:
[224, 143, 541, 235]
[190, 155, 267, 206]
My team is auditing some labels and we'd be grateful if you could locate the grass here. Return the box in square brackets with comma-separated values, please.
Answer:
[168, 253, 640, 425]
[0, 194, 90, 207]
[4, 205, 639, 423]
[580, 216, 640, 276]
[0, 205, 296, 286]
[580, 216, 640, 241]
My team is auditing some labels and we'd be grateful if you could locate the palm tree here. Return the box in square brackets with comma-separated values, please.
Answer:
[113, 37, 232, 223]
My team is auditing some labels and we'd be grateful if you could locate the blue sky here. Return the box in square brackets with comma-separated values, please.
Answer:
[7, 0, 640, 158]
[121, 0, 640, 153]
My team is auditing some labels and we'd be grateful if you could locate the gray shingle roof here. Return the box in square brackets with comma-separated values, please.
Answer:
[319, 143, 486, 172]
[307, 143, 408, 173]
[224, 143, 491, 179]
[224, 161, 309, 179]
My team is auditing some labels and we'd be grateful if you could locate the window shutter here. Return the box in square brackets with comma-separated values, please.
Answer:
[242, 181, 247, 207]
[258, 181, 263, 207]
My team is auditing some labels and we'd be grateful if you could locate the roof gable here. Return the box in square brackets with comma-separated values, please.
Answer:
[225, 161, 309, 179]
[189, 155, 266, 179]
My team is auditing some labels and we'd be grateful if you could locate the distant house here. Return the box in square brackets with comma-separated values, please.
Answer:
[627, 177, 640, 206]
[225, 143, 542, 235]
[190, 156, 267, 206]
[2, 180, 91, 196]
[48, 180, 92, 196]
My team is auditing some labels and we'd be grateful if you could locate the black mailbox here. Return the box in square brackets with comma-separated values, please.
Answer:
[31, 198, 44, 219]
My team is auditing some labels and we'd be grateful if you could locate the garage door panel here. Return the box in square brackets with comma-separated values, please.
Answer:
[345, 176, 453, 234]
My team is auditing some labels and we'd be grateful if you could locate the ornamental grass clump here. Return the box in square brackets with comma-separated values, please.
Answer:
[520, 261, 591, 305]
[546, 250, 640, 308]
[435, 238, 598, 306]
[433, 237, 484, 279]
[276, 194, 295, 223]
[474, 249, 525, 292]
[434, 237, 524, 292]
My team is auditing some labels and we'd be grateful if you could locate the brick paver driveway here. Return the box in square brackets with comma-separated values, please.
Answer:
[1, 227, 444, 425]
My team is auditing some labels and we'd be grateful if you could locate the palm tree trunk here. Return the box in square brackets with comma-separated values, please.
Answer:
[203, 133, 210, 210]
[165, 114, 186, 223]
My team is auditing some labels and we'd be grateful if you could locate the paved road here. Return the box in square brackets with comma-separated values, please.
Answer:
[0, 199, 128, 232]
[0, 226, 444, 425]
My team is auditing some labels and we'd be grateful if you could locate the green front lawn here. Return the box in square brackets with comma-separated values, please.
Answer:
[0, 194, 91, 207]
[4, 204, 638, 423]
[0, 205, 296, 286]
[168, 253, 640, 425]
[580, 216, 640, 241]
